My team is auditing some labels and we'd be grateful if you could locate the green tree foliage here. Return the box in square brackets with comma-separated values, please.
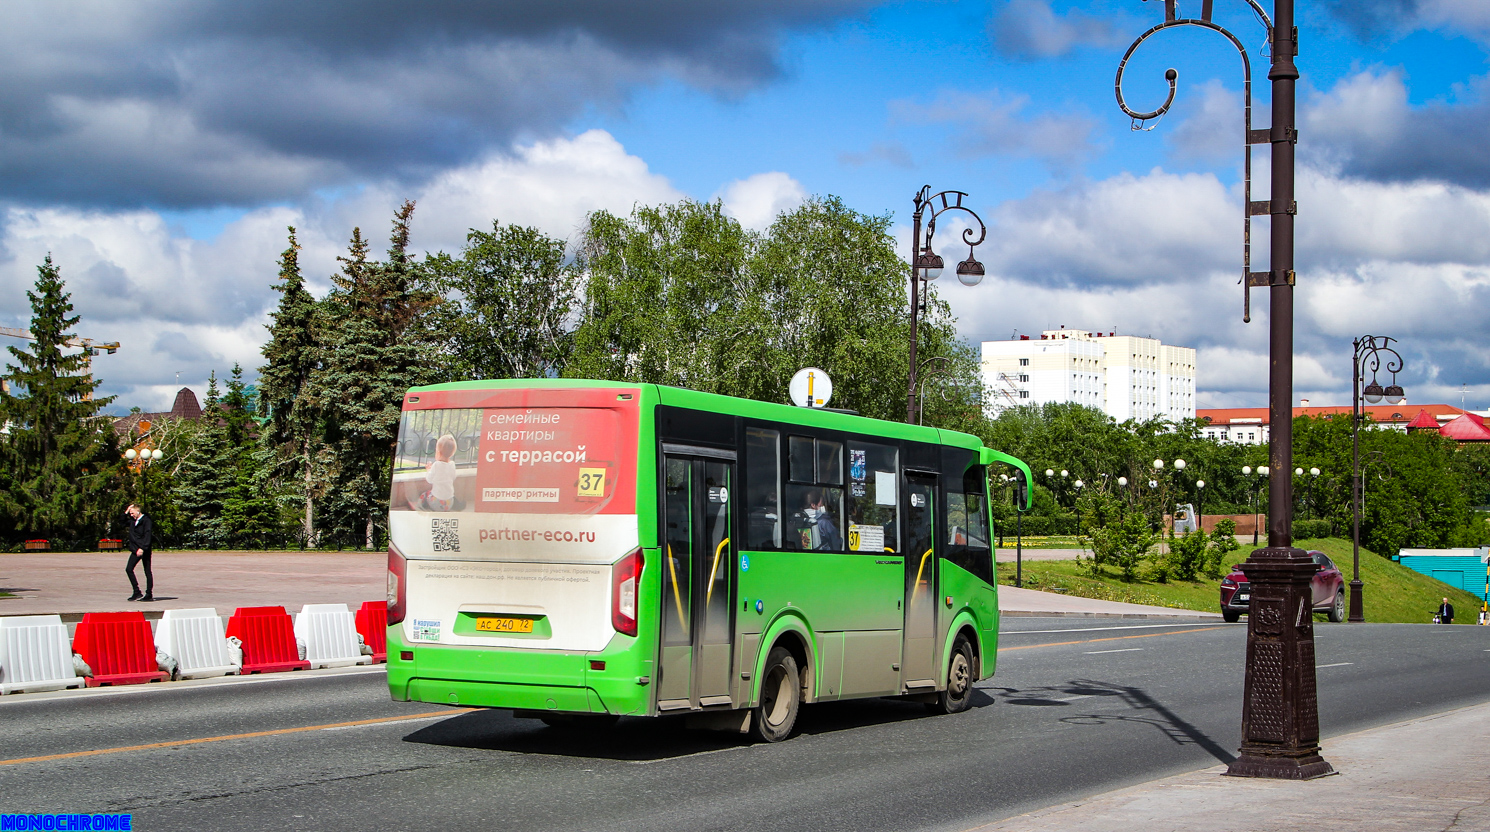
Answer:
[567, 197, 972, 422]
[258, 227, 323, 544]
[0, 256, 121, 545]
[426, 220, 577, 380]
[1292, 414, 1489, 557]
[173, 373, 233, 547]
[313, 202, 439, 547]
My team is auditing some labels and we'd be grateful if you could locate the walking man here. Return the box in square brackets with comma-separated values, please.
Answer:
[1436, 597, 1455, 625]
[125, 503, 154, 602]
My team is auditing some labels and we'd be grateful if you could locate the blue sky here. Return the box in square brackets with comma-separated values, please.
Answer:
[1, 0, 1488, 413]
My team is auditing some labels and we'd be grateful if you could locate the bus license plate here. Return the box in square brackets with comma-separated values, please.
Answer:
[475, 617, 534, 633]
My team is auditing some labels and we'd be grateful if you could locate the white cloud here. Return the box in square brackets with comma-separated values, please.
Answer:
[0, 130, 685, 410]
[718, 172, 806, 232]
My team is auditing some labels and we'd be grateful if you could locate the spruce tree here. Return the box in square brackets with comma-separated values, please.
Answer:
[173, 372, 234, 547]
[219, 364, 280, 546]
[259, 227, 323, 545]
[313, 202, 437, 548]
[0, 256, 121, 545]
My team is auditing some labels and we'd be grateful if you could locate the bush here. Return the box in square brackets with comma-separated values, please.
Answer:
[1291, 519, 1332, 541]
[1205, 519, 1241, 578]
[1161, 530, 1209, 582]
[1088, 512, 1158, 581]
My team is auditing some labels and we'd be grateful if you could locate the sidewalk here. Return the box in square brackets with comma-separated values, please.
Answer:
[967, 699, 1490, 832]
[0, 550, 384, 620]
[0, 549, 1211, 621]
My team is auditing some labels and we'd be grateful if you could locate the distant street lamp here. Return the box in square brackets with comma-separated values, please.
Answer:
[906, 186, 986, 423]
[1351, 335, 1406, 623]
[124, 447, 165, 512]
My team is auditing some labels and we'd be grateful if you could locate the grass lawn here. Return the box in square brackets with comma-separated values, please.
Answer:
[997, 537, 1485, 624]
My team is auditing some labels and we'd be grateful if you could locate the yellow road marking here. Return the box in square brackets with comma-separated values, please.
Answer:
[0, 708, 476, 767]
[999, 626, 1219, 652]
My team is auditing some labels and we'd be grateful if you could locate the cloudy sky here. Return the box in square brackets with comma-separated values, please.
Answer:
[2, 0, 1488, 413]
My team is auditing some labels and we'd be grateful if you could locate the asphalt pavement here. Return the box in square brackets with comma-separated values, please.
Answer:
[3, 618, 1485, 832]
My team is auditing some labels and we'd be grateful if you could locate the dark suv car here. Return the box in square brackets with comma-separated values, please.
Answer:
[1219, 550, 1346, 623]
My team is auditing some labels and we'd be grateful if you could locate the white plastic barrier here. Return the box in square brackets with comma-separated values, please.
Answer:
[0, 615, 85, 694]
[155, 608, 238, 679]
[293, 604, 369, 669]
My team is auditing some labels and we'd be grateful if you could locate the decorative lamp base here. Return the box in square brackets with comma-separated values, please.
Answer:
[1226, 748, 1335, 780]
[1347, 579, 1365, 623]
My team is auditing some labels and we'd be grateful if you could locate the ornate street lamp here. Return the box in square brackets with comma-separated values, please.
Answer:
[906, 186, 987, 423]
[1351, 336, 1406, 623]
[1117, 0, 1329, 780]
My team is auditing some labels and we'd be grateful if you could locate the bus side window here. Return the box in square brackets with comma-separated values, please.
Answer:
[943, 464, 993, 584]
[845, 441, 899, 553]
[745, 428, 782, 550]
[788, 436, 814, 483]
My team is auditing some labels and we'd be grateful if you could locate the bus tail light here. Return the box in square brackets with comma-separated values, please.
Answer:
[612, 549, 643, 637]
[387, 546, 408, 625]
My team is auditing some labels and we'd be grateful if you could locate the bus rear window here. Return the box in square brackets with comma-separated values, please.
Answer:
[391, 405, 633, 515]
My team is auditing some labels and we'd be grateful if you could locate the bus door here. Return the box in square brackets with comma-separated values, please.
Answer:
[901, 471, 939, 690]
[658, 450, 736, 710]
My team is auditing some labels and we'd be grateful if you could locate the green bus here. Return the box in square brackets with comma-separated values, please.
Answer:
[385, 379, 1031, 741]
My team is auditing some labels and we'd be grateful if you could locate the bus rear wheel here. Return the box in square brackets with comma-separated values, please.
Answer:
[750, 646, 801, 742]
[929, 635, 975, 715]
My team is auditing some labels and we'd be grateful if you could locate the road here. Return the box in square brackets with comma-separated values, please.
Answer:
[3, 619, 1487, 832]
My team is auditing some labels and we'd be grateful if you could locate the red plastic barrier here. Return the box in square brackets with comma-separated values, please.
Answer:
[355, 601, 388, 663]
[225, 606, 310, 674]
[71, 611, 168, 687]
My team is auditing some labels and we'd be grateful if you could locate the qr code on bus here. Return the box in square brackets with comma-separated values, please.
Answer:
[431, 518, 460, 552]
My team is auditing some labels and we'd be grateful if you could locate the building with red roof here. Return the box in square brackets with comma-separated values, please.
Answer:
[1198, 403, 1479, 445]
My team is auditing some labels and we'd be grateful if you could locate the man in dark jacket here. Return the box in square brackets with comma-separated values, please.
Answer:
[1437, 597, 1455, 625]
[125, 503, 154, 602]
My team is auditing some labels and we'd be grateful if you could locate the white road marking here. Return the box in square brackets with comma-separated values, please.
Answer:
[1316, 662, 1354, 668]
[1053, 694, 1095, 702]
[1084, 648, 1144, 655]
[1004, 623, 1233, 635]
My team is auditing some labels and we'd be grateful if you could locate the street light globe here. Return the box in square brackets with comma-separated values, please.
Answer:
[1384, 384, 1406, 405]
[1045, 469, 1055, 478]
[1074, 479, 1084, 488]
[124, 449, 137, 460]
[1060, 469, 1068, 478]
[1117, 477, 1128, 487]
[956, 258, 985, 287]
[1242, 466, 1252, 475]
[151, 449, 164, 461]
[1363, 381, 1385, 404]
[1153, 459, 1164, 470]
[1260, 466, 1270, 476]
[1310, 467, 1320, 476]
[1196, 480, 1205, 489]
[1295, 467, 1304, 476]
[1174, 459, 1186, 470]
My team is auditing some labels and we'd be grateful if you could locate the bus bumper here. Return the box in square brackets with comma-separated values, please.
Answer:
[387, 628, 653, 715]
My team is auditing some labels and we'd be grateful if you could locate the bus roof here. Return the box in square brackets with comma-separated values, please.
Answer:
[406, 377, 1033, 508]
[407, 377, 975, 448]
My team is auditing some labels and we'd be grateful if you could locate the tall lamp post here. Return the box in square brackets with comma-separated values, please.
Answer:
[906, 186, 987, 423]
[1350, 336, 1406, 623]
[124, 447, 164, 510]
[1117, 0, 1330, 780]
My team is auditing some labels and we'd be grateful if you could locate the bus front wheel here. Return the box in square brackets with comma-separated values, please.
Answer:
[751, 646, 801, 742]
[929, 635, 975, 715]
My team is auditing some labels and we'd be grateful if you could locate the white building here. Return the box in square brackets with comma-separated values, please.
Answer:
[981, 328, 1196, 422]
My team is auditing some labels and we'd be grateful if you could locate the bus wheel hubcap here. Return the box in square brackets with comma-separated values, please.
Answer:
[950, 654, 969, 699]
[764, 667, 790, 726]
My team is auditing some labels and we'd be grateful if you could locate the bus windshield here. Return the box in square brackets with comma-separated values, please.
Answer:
[389, 392, 639, 561]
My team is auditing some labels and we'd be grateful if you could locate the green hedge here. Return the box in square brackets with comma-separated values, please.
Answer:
[1291, 519, 1333, 541]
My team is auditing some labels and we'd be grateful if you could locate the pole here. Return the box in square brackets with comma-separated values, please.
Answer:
[906, 197, 922, 424]
[1228, 0, 1332, 780]
[1015, 511, 1023, 588]
[1350, 339, 1365, 622]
